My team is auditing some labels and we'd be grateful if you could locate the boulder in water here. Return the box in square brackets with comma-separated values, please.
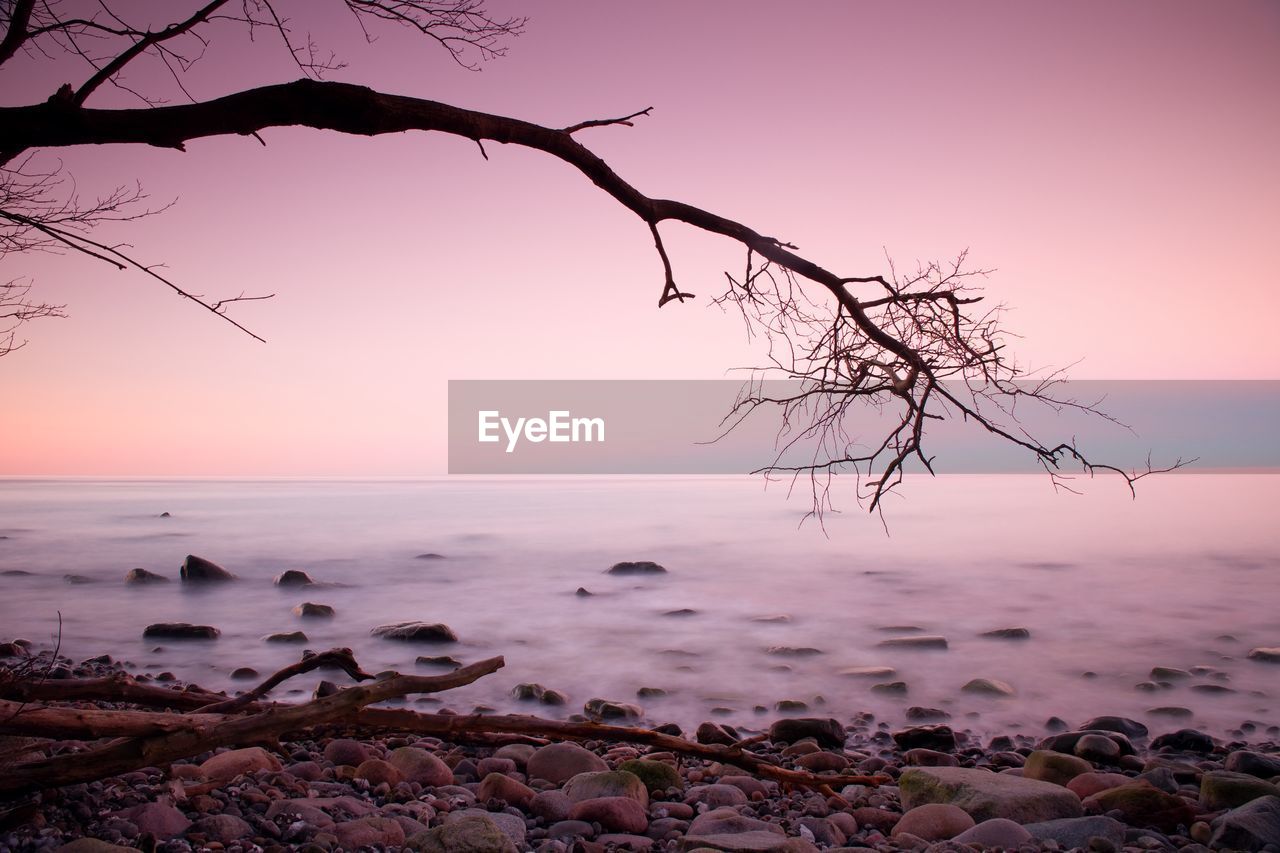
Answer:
[274, 569, 314, 586]
[143, 623, 219, 639]
[180, 554, 235, 582]
[606, 561, 666, 575]
[371, 622, 458, 643]
[125, 568, 169, 584]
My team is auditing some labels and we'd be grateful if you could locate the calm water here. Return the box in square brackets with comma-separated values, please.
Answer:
[0, 475, 1277, 738]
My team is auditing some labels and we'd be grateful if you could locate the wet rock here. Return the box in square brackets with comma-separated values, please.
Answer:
[871, 681, 908, 695]
[1039, 729, 1135, 757]
[796, 750, 850, 772]
[899, 766, 1084, 822]
[527, 741, 608, 784]
[334, 815, 405, 848]
[530, 789, 573, 823]
[564, 769, 649, 805]
[686, 783, 749, 808]
[274, 569, 314, 586]
[1075, 733, 1122, 763]
[414, 552, 446, 560]
[371, 621, 458, 642]
[230, 666, 258, 680]
[180, 554, 235, 582]
[547, 819, 595, 839]
[1199, 770, 1280, 810]
[568, 796, 648, 833]
[697, 721, 740, 745]
[618, 758, 682, 793]
[678, 832, 816, 852]
[114, 803, 191, 840]
[1024, 750, 1093, 786]
[1024, 815, 1128, 848]
[878, 635, 948, 649]
[1226, 750, 1280, 779]
[293, 601, 334, 617]
[1151, 666, 1192, 680]
[1081, 783, 1195, 832]
[494, 743, 535, 767]
[961, 677, 1015, 697]
[765, 646, 823, 656]
[1148, 706, 1194, 719]
[607, 561, 667, 575]
[142, 623, 218, 639]
[124, 568, 168, 584]
[768, 717, 845, 748]
[199, 746, 282, 782]
[952, 817, 1032, 847]
[893, 725, 956, 752]
[838, 665, 896, 678]
[980, 627, 1031, 640]
[388, 746, 453, 786]
[774, 699, 808, 711]
[355, 757, 404, 786]
[575, 587, 593, 596]
[188, 814, 252, 844]
[264, 630, 307, 643]
[904, 748, 958, 767]
[323, 738, 370, 766]
[636, 686, 667, 698]
[1209, 795, 1280, 851]
[477, 771, 536, 807]
[892, 803, 975, 841]
[664, 608, 698, 617]
[1067, 772, 1134, 799]
[416, 654, 462, 669]
[1080, 716, 1149, 739]
[1150, 728, 1215, 753]
[584, 697, 643, 720]
[906, 706, 951, 721]
[1246, 647, 1280, 663]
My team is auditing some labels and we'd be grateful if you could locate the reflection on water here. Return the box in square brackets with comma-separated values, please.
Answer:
[0, 474, 1276, 737]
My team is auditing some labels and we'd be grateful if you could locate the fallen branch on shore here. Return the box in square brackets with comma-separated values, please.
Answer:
[0, 648, 884, 799]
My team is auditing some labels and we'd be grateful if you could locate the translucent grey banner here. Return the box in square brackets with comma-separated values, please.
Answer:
[447, 380, 1280, 474]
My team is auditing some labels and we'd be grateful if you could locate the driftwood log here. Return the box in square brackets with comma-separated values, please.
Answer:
[0, 648, 885, 798]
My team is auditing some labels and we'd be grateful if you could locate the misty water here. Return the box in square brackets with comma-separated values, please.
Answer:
[1, 475, 1276, 739]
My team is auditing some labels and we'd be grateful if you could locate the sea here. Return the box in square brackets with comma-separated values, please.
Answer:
[0, 474, 1276, 739]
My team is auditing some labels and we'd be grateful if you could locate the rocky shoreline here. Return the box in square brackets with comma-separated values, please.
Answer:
[3, 649, 1280, 853]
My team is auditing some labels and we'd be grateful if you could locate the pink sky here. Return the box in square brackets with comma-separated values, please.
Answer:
[3, 0, 1278, 475]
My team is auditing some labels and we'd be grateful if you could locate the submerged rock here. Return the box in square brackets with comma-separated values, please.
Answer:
[838, 665, 896, 678]
[416, 655, 461, 669]
[1079, 716, 1148, 739]
[142, 623, 219, 639]
[961, 677, 1015, 697]
[293, 601, 334, 617]
[1246, 647, 1280, 663]
[180, 554, 235, 582]
[124, 568, 169, 584]
[606, 561, 667, 575]
[371, 621, 458, 643]
[264, 631, 307, 643]
[980, 627, 1031, 640]
[274, 569, 314, 586]
[878, 635, 948, 649]
[584, 697, 643, 720]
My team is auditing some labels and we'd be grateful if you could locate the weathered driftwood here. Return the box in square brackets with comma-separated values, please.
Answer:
[0, 649, 885, 798]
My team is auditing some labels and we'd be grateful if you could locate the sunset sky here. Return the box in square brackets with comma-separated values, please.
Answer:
[3, 0, 1278, 475]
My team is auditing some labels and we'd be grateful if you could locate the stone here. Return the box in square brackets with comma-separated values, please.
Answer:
[264, 630, 307, 642]
[274, 569, 314, 586]
[893, 725, 956, 752]
[1024, 816, 1127, 848]
[405, 814, 518, 853]
[1075, 733, 1122, 763]
[416, 654, 462, 668]
[607, 561, 667, 574]
[355, 757, 404, 786]
[899, 766, 1084, 822]
[904, 748, 958, 767]
[388, 746, 453, 786]
[952, 817, 1033, 847]
[871, 681, 908, 695]
[230, 666, 258, 679]
[718, 776, 770, 799]
[371, 621, 458, 642]
[547, 819, 595, 839]
[530, 789, 573, 823]
[688, 807, 784, 837]
[332, 815, 406, 848]
[188, 814, 252, 843]
[1247, 647, 1280, 663]
[1226, 750, 1280, 779]
[124, 568, 168, 584]
[795, 750, 850, 772]
[323, 738, 370, 766]
[960, 677, 1015, 697]
[618, 758, 682, 792]
[768, 717, 845, 748]
[1150, 728, 1215, 753]
[892, 804, 975, 840]
[1210, 795, 1280, 851]
[1067, 772, 1133, 799]
[685, 783, 749, 808]
[765, 646, 823, 656]
[116, 803, 191, 840]
[199, 746, 281, 782]
[55, 842, 135, 853]
[142, 622, 218, 639]
[1200, 771, 1280, 810]
[180, 554, 235, 582]
[877, 635, 948, 649]
[449, 809, 525, 846]
[494, 743, 535, 766]
[678, 832, 817, 852]
[838, 665, 896, 678]
[584, 697, 643, 720]
[980, 627, 1031, 639]
[1082, 783, 1195, 832]
[697, 721, 740, 745]
[293, 601, 334, 617]
[527, 741, 608, 784]
[564, 769, 649, 805]
[1151, 666, 1191, 680]
[1038, 729, 1135, 757]
[569, 796, 649, 833]
[476, 771, 536, 807]
[1080, 716, 1149, 739]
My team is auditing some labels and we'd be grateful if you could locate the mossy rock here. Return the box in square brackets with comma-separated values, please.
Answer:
[619, 758, 683, 793]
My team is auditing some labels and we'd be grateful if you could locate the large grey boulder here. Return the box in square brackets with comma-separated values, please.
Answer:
[899, 766, 1083, 823]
